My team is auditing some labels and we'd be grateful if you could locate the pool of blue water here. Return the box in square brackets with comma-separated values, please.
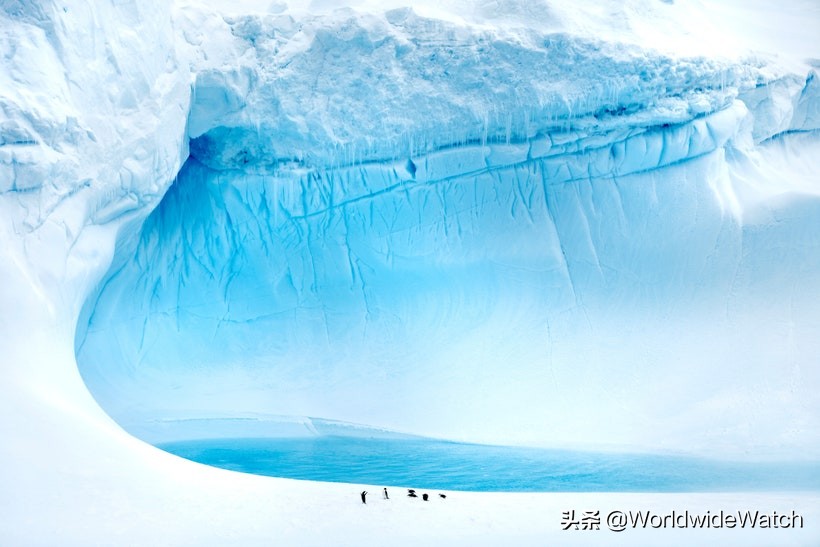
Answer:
[157, 437, 820, 492]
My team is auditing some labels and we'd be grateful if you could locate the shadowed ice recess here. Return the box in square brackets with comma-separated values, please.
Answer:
[75, 5, 820, 478]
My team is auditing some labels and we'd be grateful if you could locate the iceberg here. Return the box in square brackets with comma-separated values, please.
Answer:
[2, 0, 819, 544]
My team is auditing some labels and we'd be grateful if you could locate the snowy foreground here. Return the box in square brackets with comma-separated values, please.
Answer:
[2, 0, 820, 544]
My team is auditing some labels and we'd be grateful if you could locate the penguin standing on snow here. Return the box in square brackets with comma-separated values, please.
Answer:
[383, 488, 389, 499]
[361, 491, 368, 504]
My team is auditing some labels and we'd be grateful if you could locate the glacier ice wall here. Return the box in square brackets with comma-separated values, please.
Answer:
[72, 6, 820, 457]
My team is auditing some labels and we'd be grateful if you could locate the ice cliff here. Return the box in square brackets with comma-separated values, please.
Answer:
[2, 0, 819, 461]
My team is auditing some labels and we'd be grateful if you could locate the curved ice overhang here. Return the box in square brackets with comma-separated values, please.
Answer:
[75, 3, 820, 453]
[2, 1, 818, 458]
[182, 6, 764, 174]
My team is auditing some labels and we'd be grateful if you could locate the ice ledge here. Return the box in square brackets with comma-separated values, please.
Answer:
[189, 100, 748, 224]
[179, 4, 768, 174]
[411, 100, 748, 185]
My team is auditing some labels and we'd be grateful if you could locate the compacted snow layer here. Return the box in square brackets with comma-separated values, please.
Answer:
[2, 0, 820, 544]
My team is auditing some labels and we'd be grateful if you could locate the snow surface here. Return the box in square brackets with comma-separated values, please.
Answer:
[2, 0, 820, 544]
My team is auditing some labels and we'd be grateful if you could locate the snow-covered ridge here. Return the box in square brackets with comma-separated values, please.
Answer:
[2, 1, 816, 231]
[182, 6, 768, 173]
[1, 2, 188, 235]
